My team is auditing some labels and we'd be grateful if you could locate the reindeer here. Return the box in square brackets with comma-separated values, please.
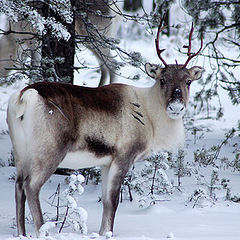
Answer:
[7, 21, 204, 237]
[0, 0, 121, 86]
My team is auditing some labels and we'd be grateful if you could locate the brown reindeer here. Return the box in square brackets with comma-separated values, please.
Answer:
[7, 21, 204, 237]
[0, 0, 121, 86]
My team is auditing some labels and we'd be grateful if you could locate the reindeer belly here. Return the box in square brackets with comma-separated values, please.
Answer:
[59, 151, 112, 169]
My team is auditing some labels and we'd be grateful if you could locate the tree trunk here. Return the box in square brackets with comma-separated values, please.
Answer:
[40, 0, 75, 83]
[152, 0, 170, 36]
[124, 0, 142, 12]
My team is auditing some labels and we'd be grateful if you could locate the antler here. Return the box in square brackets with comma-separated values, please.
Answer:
[155, 17, 168, 67]
[182, 22, 203, 68]
[155, 21, 203, 67]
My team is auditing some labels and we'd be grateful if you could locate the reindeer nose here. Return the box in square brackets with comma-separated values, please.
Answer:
[172, 88, 182, 98]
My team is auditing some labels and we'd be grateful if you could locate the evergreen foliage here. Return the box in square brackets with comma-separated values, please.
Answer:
[0, 0, 73, 38]
[45, 174, 87, 235]
[0, 0, 75, 83]
[0, 0, 149, 85]
[183, 0, 240, 106]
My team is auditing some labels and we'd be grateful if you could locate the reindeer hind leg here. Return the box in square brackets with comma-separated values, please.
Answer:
[24, 174, 44, 237]
[15, 174, 26, 236]
[24, 156, 63, 237]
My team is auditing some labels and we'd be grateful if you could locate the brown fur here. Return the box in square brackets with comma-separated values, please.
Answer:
[153, 65, 192, 108]
[22, 82, 125, 116]
[8, 64, 204, 237]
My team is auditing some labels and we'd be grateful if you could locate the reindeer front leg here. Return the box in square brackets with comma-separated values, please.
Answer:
[100, 162, 129, 236]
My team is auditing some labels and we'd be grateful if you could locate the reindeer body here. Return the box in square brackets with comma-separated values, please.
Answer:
[7, 20, 205, 237]
[7, 63, 204, 236]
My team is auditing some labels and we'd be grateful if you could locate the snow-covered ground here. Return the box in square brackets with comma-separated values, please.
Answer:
[0, 165, 240, 240]
[0, 3, 240, 240]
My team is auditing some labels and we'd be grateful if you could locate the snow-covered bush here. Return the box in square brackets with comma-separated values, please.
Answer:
[42, 173, 87, 236]
[77, 167, 101, 185]
[62, 174, 88, 235]
[170, 149, 192, 188]
[189, 187, 211, 208]
[190, 168, 221, 206]
[130, 153, 173, 207]
[194, 128, 236, 168]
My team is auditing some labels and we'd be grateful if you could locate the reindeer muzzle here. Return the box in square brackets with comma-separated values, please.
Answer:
[167, 89, 186, 119]
[167, 99, 185, 120]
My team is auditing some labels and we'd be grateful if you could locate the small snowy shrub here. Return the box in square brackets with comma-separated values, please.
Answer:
[46, 173, 88, 235]
[231, 194, 240, 203]
[189, 187, 210, 208]
[8, 173, 16, 181]
[194, 128, 236, 169]
[62, 174, 88, 235]
[208, 169, 220, 200]
[8, 150, 15, 167]
[0, 158, 5, 167]
[221, 178, 240, 203]
[191, 168, 221, 206]
[131, 153, 173, 207]
[232, 145, 240, 172]
[171, 149, 192, 188]
[221, 178, 231, 201]
[120, 167, 135, 202]
[77, 167, 101, 185]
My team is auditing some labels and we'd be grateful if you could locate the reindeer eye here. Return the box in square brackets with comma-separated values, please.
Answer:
[186, 80, 192, 86]
[160, 78, 166, 85]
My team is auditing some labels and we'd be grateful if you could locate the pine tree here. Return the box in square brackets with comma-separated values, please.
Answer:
[0, 0, 75, 83]
[130, 153, 173, 206]
[182, 0, 240, 106]
[172, 149, 191, 188]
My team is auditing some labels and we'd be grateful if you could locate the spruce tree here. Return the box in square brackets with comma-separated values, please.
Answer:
[183, 0, 240, 106]
[0, 0, 75, 83]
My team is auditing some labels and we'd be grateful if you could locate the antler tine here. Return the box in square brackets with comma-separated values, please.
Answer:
[182, 22, 203, 68]
[155, 17, 168, 67]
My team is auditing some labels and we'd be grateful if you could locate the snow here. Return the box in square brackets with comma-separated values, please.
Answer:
[166, 233, 174, 239]
[0, 164, 239, 239]
[39, 222, 56, 237]
[105, 231, 113, 239]
[0, 1, 240, 240]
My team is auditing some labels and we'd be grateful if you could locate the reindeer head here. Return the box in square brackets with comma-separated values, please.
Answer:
[145, 22, 205, 120]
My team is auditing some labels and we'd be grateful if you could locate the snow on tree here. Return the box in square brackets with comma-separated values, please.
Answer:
[38, 173, 87, 236]
[182, 0, 240, 107]
[130, 152, 173, 207]
[62, 174, 88, 235]
[0, 0, 75, 83]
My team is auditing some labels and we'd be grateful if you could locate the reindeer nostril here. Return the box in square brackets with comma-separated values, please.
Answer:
[180, 107, 184, 111]
[175, 89, 181, 93]
[169, 106, 173, 111]
[172, 88, 182, 99]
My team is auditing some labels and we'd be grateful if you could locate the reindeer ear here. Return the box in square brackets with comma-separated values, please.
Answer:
[189, 66, 205, 80]
[145, 63, 162, 79]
